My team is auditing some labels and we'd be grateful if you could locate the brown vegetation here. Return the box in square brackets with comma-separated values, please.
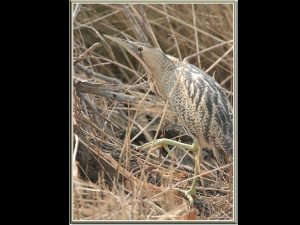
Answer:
[72, 3, 234, 221]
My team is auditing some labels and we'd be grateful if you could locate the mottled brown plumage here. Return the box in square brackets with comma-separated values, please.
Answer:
[166, 55, 232, 157]
[104, 34, 233, 203]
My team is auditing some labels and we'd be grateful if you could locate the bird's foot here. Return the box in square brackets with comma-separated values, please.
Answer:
[137, 139, 174, 158]
[137, 138, 170, 150]
[137, 138, 195, 151]
[173, 187, 196, 205]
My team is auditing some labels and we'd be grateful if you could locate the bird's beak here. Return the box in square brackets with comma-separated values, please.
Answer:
[103, 34, 140, 57]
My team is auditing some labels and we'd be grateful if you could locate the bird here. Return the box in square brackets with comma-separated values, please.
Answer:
[104, 34, 233, 204]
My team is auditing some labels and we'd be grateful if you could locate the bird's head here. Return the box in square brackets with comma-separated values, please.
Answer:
[104, 35, 168, 73]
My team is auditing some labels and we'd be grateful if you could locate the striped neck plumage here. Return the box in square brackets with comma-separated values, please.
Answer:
[143, 51, 178, 99]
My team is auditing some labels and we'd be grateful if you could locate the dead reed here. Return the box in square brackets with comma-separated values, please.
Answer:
[72, 3, 234, 221]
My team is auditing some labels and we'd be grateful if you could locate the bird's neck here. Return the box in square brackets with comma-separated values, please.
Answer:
[149, 55, 177, 99]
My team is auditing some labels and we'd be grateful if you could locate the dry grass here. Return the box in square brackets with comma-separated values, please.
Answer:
[72, 3, 234, 221]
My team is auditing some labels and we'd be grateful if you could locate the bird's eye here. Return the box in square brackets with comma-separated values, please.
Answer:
[137, 47, 143, 51]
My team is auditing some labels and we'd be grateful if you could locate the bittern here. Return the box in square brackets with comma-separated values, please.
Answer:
[104, 34, 233, 204]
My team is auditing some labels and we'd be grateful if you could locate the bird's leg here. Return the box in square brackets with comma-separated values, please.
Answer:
[186, 147, 202, 196]
[172, 141, 201, 205]
[137, 138, 195, 152]
[138, 138, 203, 204]
[161, 144, 174, 159]
[173, 150, 202, 205]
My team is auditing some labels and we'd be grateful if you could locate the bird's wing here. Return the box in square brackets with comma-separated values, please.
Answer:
[178, 62, 232, 118]
[175, 62, 233, 152]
